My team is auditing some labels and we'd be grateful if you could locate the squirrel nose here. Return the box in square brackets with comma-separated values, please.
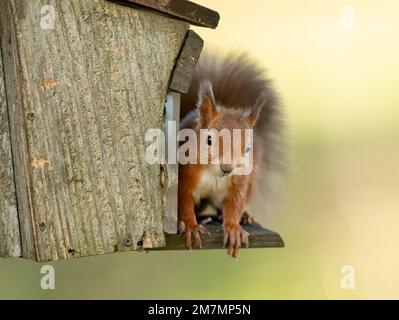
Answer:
[220, 164, 234, 175]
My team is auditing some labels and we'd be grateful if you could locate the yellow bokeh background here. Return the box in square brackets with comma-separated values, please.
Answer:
[1, 0, 399, 299]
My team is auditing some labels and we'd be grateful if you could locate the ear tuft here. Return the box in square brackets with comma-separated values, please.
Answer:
[248, 91, 269, 128]
[197, 81, 218, 126]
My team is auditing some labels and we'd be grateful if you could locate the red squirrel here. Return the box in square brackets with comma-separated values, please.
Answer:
[178, 53, 284, 258]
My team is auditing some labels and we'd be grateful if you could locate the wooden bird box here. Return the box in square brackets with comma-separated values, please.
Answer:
[0, 0, 283, 261]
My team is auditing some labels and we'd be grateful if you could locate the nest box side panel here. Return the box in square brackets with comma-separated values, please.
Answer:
[0, 45, 21, 258]
[0, 0, 189, 261]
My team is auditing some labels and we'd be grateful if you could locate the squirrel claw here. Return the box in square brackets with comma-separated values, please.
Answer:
[240, 211, 260, 226]
[223, 224, 249, 259]
[179, 221, 210, 249]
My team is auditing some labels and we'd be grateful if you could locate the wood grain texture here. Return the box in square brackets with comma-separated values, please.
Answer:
[0, 45, 21, 258]
[160, 222, 285, 250]
[110, 0, 220, 28]
[169, 30, 204, 94]
[0, 0, 189, 261]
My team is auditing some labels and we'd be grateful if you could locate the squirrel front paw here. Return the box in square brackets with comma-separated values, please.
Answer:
[223, 223, 249, 258]
[179, 220, 210, 249]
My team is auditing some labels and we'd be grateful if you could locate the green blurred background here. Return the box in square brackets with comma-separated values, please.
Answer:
[1, 0, 399, 299]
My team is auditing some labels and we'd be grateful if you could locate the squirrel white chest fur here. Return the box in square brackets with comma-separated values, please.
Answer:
[192, 170, 230, 208]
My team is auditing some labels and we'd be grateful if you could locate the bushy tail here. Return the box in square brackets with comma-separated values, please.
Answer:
[181, 53, 286, 221]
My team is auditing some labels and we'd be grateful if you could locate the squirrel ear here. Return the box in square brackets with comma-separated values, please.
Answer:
[197, 81, 218, 126]
[248, 91, 269, 128]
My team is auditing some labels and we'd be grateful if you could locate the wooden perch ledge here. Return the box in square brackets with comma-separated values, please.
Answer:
[157, 221, 285, 251]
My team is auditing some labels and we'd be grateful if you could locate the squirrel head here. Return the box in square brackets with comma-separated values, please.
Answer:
[195, 81, 263, 177]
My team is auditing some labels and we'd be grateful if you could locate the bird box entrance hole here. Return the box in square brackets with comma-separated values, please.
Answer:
[160, 93, 284, 250]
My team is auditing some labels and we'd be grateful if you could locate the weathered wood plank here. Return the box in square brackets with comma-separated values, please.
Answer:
[169, 30, 204, 94]
[160, 222, 285, 250]
[110, 0, 220, 28]
[0, 44, 21, 258]
[0, 1, 36, 259]
[0, 0, 189, 261]
[162, 93, 180, 234]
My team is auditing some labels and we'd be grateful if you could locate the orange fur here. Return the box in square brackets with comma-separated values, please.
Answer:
[178, 54, 284, 258]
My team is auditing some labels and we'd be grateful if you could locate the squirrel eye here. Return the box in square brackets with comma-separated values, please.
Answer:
[207, 135, 212, 145]
[245, 145, 252, 153]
